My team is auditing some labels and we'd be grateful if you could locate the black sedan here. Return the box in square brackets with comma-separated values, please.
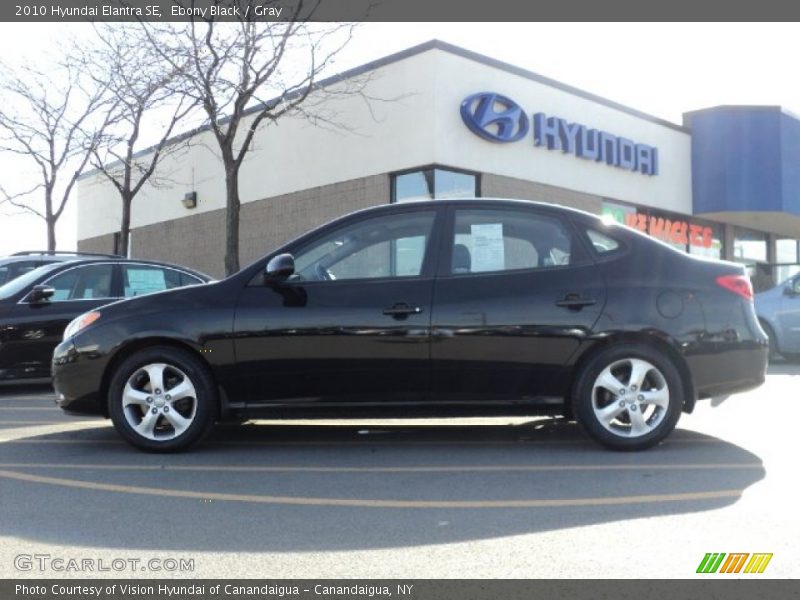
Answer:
[52, 199, 768, 452]
[0, 257, 210, 381]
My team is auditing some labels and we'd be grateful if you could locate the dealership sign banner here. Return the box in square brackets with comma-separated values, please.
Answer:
[460, 92, 659, 176]
[602, 202, 715, 249]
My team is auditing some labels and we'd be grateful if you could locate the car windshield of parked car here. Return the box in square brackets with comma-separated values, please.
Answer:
[0, 262, 66, 301]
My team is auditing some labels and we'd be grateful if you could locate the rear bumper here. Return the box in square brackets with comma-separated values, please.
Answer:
[52, 339, 105, 415]
[687, 343, 768, 398]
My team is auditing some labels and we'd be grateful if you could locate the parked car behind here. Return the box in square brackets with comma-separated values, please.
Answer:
[0, 257, 211, 382]
[52, 199, 768, 452]
[0, 251, 121, 286]
[755, 273, 800, 361]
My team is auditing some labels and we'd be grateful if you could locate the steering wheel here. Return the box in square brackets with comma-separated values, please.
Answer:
[315, 263, 336, 281]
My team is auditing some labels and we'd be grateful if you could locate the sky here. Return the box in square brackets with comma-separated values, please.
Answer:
[1, 22, 799, 256]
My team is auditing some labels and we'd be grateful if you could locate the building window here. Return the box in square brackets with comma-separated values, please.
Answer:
[733, 227, 768, 263]
[392, 167, 479, 203]
[688, 221, 723, 260]
[776, 238, 800, 283]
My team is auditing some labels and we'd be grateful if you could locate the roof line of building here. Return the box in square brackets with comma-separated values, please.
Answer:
[80, 38, 689, 181]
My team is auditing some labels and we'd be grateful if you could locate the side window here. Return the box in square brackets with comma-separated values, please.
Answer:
[792, 276, 800, 295]
[586, 228, 621, 254]
[292, 211, 436, 282]
[450, 209, 572, 275]
[44, 264, 114, 301]
[180, 272, 204, 286]
[123, 265, 183, 297]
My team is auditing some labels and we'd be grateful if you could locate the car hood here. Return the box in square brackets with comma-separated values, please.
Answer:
[92, 281, 225, 319]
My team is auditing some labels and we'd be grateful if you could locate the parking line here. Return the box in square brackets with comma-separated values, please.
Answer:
[0, 468, 743, 509]
[0, 462, 763, 473]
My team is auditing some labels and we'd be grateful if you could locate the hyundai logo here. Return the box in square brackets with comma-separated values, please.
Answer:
[460, 92, 530, 143]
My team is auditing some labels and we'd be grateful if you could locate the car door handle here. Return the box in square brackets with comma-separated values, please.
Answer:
[383, 303, 423, 317]
[555, 294, 596, 309]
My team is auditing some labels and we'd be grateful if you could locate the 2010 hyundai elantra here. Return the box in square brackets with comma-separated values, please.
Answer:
[51, 199, 768, 452]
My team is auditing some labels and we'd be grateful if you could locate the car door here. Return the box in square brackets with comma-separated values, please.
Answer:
[777, 275, 800, 352]
[233, 207, 442, 407]
[3, 263, 118, 378]
[430, 204, 606, 402]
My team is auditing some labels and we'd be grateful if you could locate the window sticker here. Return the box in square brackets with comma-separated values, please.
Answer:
[471, 223, 505, 272]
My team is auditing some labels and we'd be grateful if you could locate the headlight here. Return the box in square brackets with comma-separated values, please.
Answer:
[63, 311, 101, 341]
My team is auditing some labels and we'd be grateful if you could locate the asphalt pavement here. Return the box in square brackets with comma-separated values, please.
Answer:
[0, 362, 796, 578]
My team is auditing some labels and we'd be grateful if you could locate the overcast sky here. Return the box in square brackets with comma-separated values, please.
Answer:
[0, 22, 798, 256]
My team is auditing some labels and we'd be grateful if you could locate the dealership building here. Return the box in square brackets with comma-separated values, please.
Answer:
[77, 40, 800, 286]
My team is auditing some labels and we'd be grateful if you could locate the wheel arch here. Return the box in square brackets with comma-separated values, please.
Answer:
[100, 337, 223, 418]
[568, 331, 697, 414]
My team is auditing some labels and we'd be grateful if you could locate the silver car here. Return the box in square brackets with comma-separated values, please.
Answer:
[755, 274, 800, 361]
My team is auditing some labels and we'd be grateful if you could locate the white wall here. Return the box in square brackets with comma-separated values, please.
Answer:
[78, 46, 692, 241]
[433, 51, 692, 214]
[78, 51, 440, 240]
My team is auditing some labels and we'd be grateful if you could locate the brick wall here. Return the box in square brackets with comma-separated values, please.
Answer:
[481, 173, 603, 214]
[79, 174, 390, 279]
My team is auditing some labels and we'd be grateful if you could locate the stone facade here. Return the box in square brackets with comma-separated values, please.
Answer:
[78, 174, 390, 279]
[481, 173, 603, 214]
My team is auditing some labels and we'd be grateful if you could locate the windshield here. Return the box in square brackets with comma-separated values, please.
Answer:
[0, 262, 68, 301]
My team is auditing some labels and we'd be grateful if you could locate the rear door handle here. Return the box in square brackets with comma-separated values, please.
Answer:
[555, 293, 596, 310]
[383, 302, 423, 317]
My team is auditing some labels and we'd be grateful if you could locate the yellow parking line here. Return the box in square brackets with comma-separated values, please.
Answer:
[0, 420, 76, 425]
[0, 436, 725, 446]
[0, 462, 763, 474]
[0, 468, 743, 509]
[0, 407, 60, 411]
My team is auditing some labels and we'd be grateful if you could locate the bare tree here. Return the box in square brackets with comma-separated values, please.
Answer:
[0, 61, 111, 252]
[144, 7, 360, 274]
[79, 24, 198, 257]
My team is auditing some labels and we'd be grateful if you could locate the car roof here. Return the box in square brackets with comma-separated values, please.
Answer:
[17, 257, 212, 281]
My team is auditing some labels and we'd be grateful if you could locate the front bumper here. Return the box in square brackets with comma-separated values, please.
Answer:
[52, 338, 106, 415]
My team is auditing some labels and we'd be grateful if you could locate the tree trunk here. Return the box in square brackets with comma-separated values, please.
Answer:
[224, 167, 241, 276]
[46, 218, 56, 252]
[45, 190, 56, 252]
[119, 192, 132, 258]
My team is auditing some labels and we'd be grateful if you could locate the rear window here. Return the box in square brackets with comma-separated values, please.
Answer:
[586, 229, 621, 254]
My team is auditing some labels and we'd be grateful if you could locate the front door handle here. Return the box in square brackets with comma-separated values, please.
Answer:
[383, 302, 423, 317]
[555, 293, 596, 310]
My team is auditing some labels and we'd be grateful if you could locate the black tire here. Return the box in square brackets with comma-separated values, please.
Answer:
[572, 343, 684, 451]
[108, 346, 217, 452]
[759, 320, 781, 362]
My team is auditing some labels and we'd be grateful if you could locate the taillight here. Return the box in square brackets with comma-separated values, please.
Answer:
[716, 274, 753, 300]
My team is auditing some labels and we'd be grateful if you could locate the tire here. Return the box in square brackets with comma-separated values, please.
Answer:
[108, 346, 217, 452]
[572, 344, 683, 451]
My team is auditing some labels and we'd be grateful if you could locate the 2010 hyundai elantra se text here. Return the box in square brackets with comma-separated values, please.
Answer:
[51, 199, 768, 452]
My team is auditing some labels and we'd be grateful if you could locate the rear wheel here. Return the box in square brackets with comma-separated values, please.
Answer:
[108, 346, 216, 452]
[572, 344, 683, 451]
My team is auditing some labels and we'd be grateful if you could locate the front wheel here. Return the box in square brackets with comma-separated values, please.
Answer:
[108, 346, 217, 452]
[572, 344, 684, 451]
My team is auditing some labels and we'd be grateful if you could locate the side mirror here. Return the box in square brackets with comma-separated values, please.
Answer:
[264, 253, 295, 283]
[28, 284, 55, 304]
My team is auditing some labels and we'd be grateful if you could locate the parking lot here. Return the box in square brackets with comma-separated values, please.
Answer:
[0, 362, 797, 579]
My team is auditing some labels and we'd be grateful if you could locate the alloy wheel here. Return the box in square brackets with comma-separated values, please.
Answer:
[591, 358, 670, 438]
[121, 362, 198, 441]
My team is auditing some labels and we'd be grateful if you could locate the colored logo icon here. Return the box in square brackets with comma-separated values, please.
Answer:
[696, 552, 773, 574]
[460, 92, 529, 143]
